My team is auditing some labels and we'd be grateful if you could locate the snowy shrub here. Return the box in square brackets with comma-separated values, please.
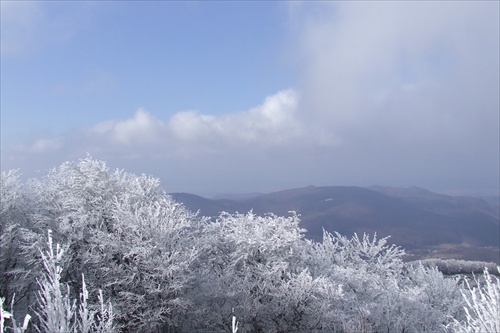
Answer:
[397, 263, 463, 332]
[308, 231, 405, 331]
[189, 211, 332, 332]
[34, 230, 116, 333]
[450, 267, 500, 333]
[35, 230, 76, 333]
[0, 296, 31, 333]
[25, 157, 202, 331]
[417, 258, 499, 276]
[0, 170, 36, 311]
[308, 231, 463, 333]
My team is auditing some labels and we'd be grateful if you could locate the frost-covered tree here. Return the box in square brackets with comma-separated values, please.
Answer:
[189, 211, 336, 333]
[0, 170, 38, 317]
[88, 178, 202, 331]
[307, 231, 406, 331]
[0, 170, 23, 303]
[264, 268, 342, 332]
[25, 157, 202, 331]
[308, 231, 463, 332]
[388, 263, 463, 333]
[34, 230, 115, 333]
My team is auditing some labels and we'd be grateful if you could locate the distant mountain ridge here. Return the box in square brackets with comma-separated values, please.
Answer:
[170, 186, 500, 263]
[369, 186, 499, 219]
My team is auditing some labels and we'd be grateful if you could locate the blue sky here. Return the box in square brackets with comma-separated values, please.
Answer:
[1, 1, 499, 197]
[1, 2, 293, 136]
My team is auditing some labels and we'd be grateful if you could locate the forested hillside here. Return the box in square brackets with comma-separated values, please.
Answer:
[171, 186, 500, 263]
[1, 157, 499, 333]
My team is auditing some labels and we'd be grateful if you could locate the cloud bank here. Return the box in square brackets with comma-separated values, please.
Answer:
[80, 89, 303, 156]
[292, 1, 499, 149]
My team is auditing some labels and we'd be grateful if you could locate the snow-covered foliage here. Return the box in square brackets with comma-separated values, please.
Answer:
[400, 263, 463, 332]
[306, 231, 464, 333]
[34, 230, 115, 333]
[0, 170, 34, 310]
[35, 230, 76, 333]
[0, 157, 497, 332]
[189, 211, 338, 332]
[1, 296, 31, 333]
[417, 258, 499, 276]
[22, 157, 201, 331]
[449, 267, 500, 333]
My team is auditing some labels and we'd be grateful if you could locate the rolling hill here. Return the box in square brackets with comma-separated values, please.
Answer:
[170, 186, 500, 263]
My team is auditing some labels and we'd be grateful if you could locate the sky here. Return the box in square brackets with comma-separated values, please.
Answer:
[1, 1, 499, 198]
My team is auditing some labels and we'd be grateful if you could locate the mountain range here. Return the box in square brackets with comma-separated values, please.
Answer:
[170, 186, 499, 263]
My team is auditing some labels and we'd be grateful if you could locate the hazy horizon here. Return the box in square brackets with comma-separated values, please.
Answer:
[170, 184, 500, 203]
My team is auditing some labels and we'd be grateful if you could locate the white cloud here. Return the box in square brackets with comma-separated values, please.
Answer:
[86, 89, 302, 153]
[168, 111, 217, 142]
[168, 89, 302, 146]
[235, 89, 302, 144]
[90, 109, 165, 145]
